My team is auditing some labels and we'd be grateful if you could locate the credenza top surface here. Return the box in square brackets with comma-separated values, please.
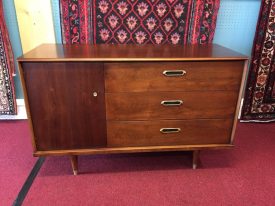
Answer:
[18, 44, 247, 62]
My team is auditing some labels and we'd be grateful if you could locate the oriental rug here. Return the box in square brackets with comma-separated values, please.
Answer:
[241, 0, 275, 121]
[0, 1, 16, 115]
[60, 0, 220, 45]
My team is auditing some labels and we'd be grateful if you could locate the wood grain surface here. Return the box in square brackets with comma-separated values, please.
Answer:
[17, 44, 247, 161]
[106, 91, 239, 120]
[17, 44, 248, 61]
[105, 61, 244, 92]
[21, 62, 107, 150]
[107, 119, 233, 147]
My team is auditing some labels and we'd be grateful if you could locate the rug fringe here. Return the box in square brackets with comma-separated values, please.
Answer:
[240, 119, 275, 123]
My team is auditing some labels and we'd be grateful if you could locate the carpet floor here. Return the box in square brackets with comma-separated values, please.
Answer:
[0, 121, 36, 206]
[1, 121, 275, 205]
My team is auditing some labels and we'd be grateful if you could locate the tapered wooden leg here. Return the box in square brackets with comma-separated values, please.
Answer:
[70, 155, 78, 175]
[192, 150, 200, 169]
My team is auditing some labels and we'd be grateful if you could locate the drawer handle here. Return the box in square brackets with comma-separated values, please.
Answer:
[163, 70, 186, 77]
[161, 100, 183, 106]
[160, 128, 181, 134]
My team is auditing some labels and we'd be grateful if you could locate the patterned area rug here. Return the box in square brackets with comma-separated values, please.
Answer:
[60, 0, 220, 45]
[241, 0, 275, 121]
[0, 1, 16, 115]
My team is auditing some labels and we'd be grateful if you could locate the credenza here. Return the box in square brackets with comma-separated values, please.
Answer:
[18, 44, 248, 175]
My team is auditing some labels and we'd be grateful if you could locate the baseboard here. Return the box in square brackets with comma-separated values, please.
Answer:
[0, 99, 27, 120]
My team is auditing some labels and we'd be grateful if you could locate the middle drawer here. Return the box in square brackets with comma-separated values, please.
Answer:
[106, 91, 238, 120]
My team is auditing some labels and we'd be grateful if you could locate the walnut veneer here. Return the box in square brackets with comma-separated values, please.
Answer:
[18, 44, 248, 174]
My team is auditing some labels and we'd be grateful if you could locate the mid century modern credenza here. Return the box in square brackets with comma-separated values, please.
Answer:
[18, 44, 248, 175]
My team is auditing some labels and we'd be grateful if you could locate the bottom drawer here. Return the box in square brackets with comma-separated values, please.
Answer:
[107, 119, 233, 147]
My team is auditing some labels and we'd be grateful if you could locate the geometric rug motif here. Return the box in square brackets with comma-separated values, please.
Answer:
[60, 0, 220, 45]
[0, 1, 16, 115]
[241, 0, 275, 121]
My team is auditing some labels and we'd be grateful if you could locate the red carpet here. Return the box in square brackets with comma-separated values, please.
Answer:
[0, 121, 36, 206]
[23, 122, 275, 205]
[1, 121, 275, 205]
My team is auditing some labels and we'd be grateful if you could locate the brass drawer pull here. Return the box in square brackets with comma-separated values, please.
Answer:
[160, 128, 181, 134]
[163, 70, 186, 77]
[161, 100, 183, 106]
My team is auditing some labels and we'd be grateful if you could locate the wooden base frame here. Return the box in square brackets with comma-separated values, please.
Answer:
[34, 144, 233, 175]
[68, 150, 202, 175]
[34, 144, 233, 156]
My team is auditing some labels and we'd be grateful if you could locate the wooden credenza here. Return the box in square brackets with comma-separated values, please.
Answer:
[18, 44, 248, 174]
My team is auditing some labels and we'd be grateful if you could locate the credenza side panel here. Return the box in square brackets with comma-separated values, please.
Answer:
[21, 62, 106, 150]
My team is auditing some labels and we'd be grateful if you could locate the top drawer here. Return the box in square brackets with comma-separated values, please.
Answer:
[105, 61, 244, 92]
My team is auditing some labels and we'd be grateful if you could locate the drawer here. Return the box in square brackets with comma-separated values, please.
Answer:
[107, 119, 233, 147]
[106, 91, 239, 120]
[105, 61, 244, 92]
